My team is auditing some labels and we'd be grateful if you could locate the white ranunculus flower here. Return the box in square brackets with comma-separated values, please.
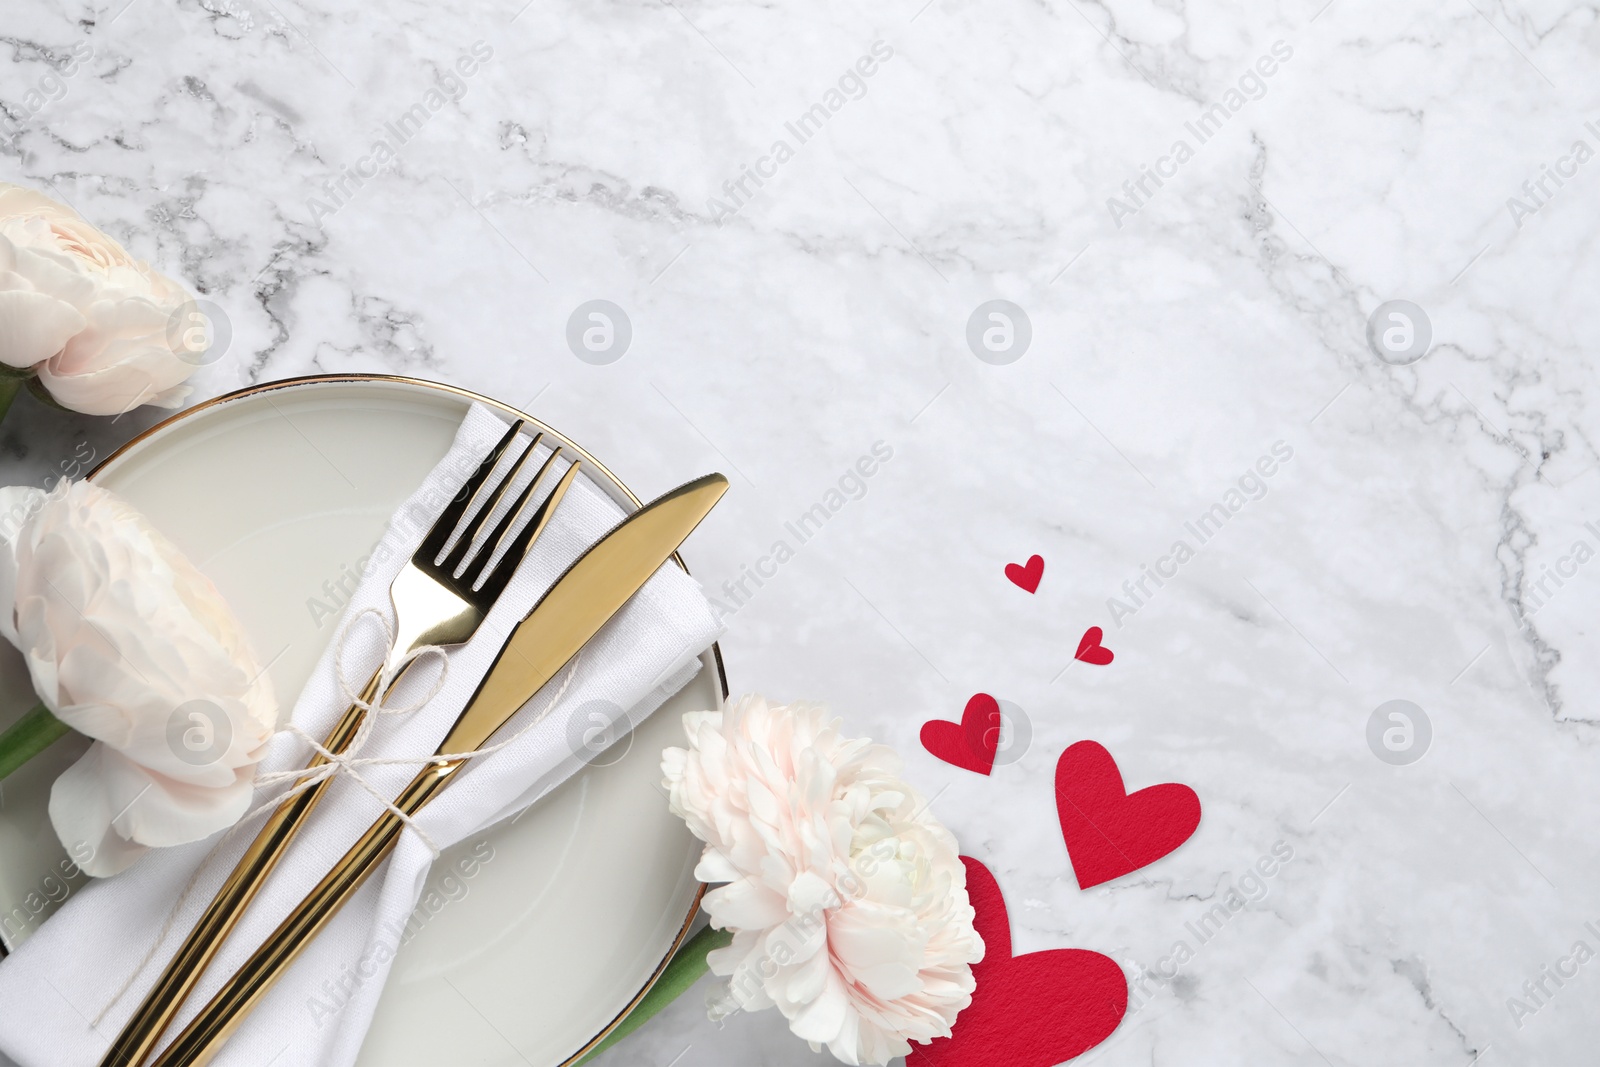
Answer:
[662, 695, 983, 1066]
[0, 182, 199, 416]
[0, 480, 276, 876]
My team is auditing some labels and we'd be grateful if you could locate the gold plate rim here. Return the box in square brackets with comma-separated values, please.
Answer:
[85, 372, 716, 1067]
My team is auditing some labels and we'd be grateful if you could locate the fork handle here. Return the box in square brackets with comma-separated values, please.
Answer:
[98, 665, 388, 1067]
[146, 757, 467, 1067]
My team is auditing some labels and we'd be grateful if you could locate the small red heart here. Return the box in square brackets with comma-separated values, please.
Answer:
[1004, 554, 1044, 593]
[1075, 626, 1113, 665]
[907, 857, 1126, 1067]
[920, 694, 1001, 775]
[1056, 741, 1201, 889]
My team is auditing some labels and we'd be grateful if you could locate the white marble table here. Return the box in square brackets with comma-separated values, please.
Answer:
[3, 0, 1598, 1063]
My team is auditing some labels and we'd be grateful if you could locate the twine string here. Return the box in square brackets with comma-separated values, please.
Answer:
[93, 607, 579, 1026]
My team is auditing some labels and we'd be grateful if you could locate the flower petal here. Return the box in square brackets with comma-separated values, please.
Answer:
[0, 486, 43, 646]
[47, 744, 152, 877]
[0, 289, 85, 368]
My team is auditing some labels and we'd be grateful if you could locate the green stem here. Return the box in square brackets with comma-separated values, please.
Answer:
[0, 702, 72, 782]
[0, 376, 23, 427]
[575, 925, 733, 1065]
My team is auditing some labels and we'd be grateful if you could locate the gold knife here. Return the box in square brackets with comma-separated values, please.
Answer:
[142, 472, 728, 1067]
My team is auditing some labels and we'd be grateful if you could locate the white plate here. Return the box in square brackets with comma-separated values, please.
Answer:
[0, 375, 715, 1067]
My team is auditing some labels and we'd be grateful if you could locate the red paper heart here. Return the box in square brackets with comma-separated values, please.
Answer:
[1074, 626, 1113, 665]
[1056, 741, 1201, 889]
[1004, 554, 1044, 593]
[907, 857, 1126, 1067]
[920, 694, 1002, 775]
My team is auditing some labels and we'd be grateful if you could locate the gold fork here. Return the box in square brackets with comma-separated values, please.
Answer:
[99, 419, 581, 1067]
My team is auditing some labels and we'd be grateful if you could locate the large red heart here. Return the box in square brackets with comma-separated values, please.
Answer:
[907, 857, 1126, 1067]
[1074, 626, 1113, 665]
[1004, 554, 1044, 593]
[1056, 740, 1201, 889]
[920, 694, 1001, 775]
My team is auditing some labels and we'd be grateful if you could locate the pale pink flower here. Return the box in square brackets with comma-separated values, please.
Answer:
[0, 480, 277, 876]
[0, 183, 199, 415]
[662, 694, 983, 1065]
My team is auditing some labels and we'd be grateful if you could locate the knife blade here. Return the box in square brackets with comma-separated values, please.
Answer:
[145, 472, 728, 1067]
[440, 471, 727, 757]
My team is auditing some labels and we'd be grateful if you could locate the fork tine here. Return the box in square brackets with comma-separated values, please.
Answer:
[441, 432, 545, 577]
[464, 449, 563, 586]
[473, 459, 581, 601]
[419, 418, 526, 561]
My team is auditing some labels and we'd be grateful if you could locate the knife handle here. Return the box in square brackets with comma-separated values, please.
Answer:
[145, 756, 467, 1067]
[99, 666, 386, 1067]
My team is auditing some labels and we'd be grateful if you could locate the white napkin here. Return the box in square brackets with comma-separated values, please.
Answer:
[0, 403, 722, 1067]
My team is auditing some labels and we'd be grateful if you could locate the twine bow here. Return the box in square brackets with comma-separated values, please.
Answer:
[96, 606, 579, 1025]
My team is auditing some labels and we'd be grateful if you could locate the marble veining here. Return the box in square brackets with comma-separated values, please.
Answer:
[3, 0, 1599, 1063]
